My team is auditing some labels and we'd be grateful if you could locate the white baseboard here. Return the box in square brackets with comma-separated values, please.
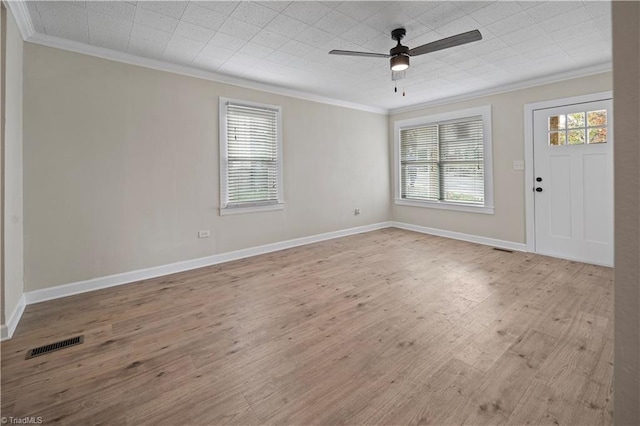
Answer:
[24, 222, 392, 305]
[1, 294, 26, 341]
[8, 220, 526, 341]
[390, 221, 527, 252]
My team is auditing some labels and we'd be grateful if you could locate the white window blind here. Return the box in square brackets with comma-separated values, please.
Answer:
[400, 117, 484, 205]
[222, 101, 281, 209]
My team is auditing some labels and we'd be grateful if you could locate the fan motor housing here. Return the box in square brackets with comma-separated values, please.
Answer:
[389, 36, 410, 71]
[390, 44, 409, 56]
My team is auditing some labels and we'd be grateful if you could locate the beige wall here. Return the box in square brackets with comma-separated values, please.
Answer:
[10, 4, 640, 418]
[22, 43, 390, 292]
[613, 1, 640, 424]
[389, 72, 613, 244]
[21, 42, 616, 292]
[1, 7, 23, 328]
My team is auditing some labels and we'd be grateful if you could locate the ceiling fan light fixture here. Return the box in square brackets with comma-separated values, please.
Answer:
[390, 54, 410, 71]
[328, 28, 482, 91]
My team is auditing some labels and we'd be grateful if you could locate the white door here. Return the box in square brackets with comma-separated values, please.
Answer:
[533, 99, 613, 266]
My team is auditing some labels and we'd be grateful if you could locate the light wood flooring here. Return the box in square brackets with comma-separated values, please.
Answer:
[1, 228, 613, 425]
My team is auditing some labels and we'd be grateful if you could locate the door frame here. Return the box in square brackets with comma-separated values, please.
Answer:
[523, 91, 613, 254]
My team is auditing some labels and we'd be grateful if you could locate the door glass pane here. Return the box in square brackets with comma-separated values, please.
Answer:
[567, 112, 585, 128]
[568, 129, 585, 145]
[588, 127, 607, 144]
[549, 115, 566, 130]
[549, 131, 566, 146]
[587, 110, 607, 127]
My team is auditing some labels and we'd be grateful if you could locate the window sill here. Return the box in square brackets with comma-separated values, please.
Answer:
[394, 199, 494, 215]
[220, 203, 284, 216]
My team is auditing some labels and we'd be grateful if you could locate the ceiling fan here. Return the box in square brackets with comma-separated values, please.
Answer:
[329, 28, 482, 73]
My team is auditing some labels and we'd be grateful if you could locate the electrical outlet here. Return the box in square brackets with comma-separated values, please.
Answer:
[355, 208, 361, 216]
[513, 160, 525, 171]
[198, 230, 210, 238]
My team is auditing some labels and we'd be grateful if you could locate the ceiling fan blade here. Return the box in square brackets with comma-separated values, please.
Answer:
[329, 49, 391, 58]
[408, 29, 482, 56]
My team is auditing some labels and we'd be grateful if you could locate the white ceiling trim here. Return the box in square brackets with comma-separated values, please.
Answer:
[25, 31, 389, 114]
[4, 0, 34, 40]
[388, 61, 612, 115]
[5, 0, 613, 118]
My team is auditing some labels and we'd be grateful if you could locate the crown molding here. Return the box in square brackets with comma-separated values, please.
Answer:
[25, 31, 389, 115]
[388, 61, 613, 115]
[4, 0, 34, 40]
[6, 0, 612, 117]
[5, 0, 387, 115]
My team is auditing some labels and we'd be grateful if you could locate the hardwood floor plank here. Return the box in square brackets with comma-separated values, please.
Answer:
[570, 337, 614, 425]
[458, 330, 556, 425]
[506, 379, 569, 425]
[359, 358, 484, 426]
[14, 355, 196, 425]
[0, 229, 613, 425]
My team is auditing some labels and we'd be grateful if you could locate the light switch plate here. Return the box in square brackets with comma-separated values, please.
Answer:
[513, 160, 525, 171]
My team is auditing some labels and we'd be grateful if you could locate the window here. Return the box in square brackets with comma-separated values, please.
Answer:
[394, 105, 493, 214]
[219, 98, 283, 215]
[548, 109, 608, 146]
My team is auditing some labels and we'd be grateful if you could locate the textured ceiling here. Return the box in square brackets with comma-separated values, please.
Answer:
[24, 1, 612, 110]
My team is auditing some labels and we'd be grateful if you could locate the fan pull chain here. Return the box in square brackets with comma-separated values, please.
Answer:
[394, 82, 397, 93]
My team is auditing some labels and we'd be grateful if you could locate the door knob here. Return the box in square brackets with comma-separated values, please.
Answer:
[535, 187, 543, 192]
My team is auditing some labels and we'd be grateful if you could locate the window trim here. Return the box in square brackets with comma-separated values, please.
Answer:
[393, 105, 494, 214]
[219, 97, 284, 216]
